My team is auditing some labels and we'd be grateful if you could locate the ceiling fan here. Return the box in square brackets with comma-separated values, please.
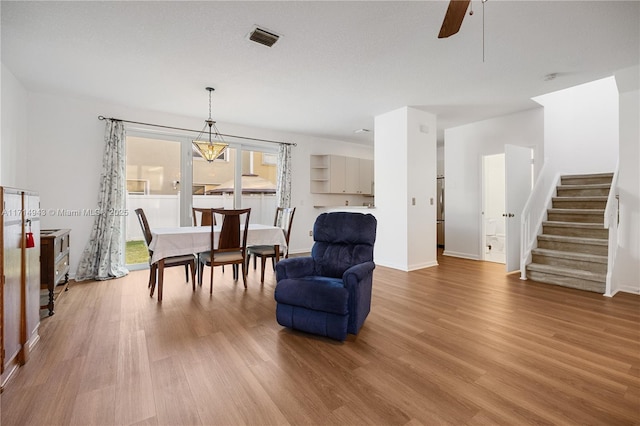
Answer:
[438, 0, 476, 39]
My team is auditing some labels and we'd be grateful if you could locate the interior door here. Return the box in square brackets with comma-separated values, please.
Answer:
[505, 145, 533, 272]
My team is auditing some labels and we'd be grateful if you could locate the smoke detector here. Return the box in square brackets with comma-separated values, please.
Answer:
[248, 26, 280, 47]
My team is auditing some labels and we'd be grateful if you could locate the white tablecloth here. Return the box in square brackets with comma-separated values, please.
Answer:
[148, 224, 286, 264]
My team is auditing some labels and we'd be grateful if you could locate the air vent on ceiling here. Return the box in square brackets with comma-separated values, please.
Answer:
[248, 27, 280, 47]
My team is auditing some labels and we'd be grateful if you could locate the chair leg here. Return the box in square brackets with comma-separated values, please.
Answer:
[190, 260, 196, 291]
[149, 263, 157, 289]
[253, 253, 257, 270]
[210, 264, 214, 294]
[149, 264, 157, 295]
[184, 264, 189, 283]
[260, 256, 267, 283]
[157, 259, 165, 302]
[241, 261, 248, 289]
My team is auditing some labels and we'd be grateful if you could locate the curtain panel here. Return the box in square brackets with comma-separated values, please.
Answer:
[276, 143, 292, 210]
[76, 120, 129, 281]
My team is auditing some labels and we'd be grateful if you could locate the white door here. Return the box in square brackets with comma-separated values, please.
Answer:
[505, 145, 533, 272]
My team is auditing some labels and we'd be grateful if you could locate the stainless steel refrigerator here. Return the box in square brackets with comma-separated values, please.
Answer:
[437, 176, 444, 248]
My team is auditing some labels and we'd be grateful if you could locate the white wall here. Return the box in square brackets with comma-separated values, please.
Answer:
[24, 91, 373, 277]
[374, 108, 409, 269]
[614, 66, 640, 294]
[1, 63, 29, 187]
[444, 108, 544, 260]
[533, 77, 619, 177]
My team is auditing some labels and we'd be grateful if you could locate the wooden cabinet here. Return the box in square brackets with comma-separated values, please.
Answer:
[1, 187, 40, 390]
[310, 155, 374, 195]
[40, 229, 70, 316]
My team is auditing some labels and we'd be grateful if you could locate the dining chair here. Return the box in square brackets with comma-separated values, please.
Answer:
[192, 207, 216, 226]
[134, 208, 197, 299]
[198, 208, 251, 293]
[247, 207, 296, 283]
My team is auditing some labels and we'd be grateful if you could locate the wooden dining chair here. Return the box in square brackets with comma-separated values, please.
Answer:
[247, 207, 296, 283]
[193, 206, 224, 281]
[198, 208, 251, 293]
[134, 208, 197, 299]
[192, 207, 216, 226]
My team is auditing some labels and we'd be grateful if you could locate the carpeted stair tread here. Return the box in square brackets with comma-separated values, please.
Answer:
[552, 196, 608, 201]
[530, 248, 608, 264]
[547, 208, 605, 214]
[526, 263, 606, 282]
[542, 221, 605, 229]
[557, 184, 611, 189]
[560, 172, 613, 180]
[537, 234, 608, 245]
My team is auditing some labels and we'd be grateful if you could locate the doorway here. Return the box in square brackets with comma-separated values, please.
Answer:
[482, 145, 534, 271]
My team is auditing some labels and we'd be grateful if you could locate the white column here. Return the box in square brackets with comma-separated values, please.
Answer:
[374, 106, 437, 271]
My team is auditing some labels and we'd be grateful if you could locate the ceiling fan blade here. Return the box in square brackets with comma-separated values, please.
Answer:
[438, 0, 471, 38]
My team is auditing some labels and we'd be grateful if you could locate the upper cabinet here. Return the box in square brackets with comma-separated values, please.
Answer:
[310, 154, 373, 195]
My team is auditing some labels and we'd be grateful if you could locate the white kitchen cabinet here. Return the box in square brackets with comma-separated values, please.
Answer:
[358, 159, 374, 195]
[310, 155, 374, 195]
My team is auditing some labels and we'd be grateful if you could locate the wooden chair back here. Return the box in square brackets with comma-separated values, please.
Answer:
[211, 208, 251, 257]
[192, 207, 217, 226]
[275, 207, 296, 257]
[134, 208, 153, 249]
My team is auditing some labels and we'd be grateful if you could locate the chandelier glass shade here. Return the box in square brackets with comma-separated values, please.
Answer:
[192, 87, 228, 163]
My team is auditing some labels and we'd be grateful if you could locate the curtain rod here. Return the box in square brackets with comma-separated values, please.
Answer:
[98, 115, 296, 146]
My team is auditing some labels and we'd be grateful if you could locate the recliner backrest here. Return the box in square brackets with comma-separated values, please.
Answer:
[311, 212, 377, 278]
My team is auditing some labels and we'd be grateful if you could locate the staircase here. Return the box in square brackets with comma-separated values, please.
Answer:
[526, 173, 613, 293]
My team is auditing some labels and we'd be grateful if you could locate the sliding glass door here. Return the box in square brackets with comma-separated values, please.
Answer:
[125, 135, 182, 267]
[124, 132, 279, 268]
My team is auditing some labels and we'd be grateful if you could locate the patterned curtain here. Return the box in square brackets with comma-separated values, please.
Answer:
[76, 119, 129, 281]
[276, 143, 292, 209]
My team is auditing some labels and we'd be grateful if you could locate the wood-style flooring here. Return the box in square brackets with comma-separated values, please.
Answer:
[1, 254, 639, 425]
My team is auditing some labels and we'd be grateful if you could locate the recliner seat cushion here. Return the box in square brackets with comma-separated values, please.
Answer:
[275, 277, 348, 315]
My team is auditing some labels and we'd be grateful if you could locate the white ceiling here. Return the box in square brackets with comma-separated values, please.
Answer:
[2, 1, 639, 145]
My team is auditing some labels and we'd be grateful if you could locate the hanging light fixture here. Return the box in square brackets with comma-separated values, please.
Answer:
[192, 87, 228, 162]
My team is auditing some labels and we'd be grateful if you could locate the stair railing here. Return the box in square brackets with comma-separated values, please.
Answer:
[520, 163, 561, 279]
[604, 165, 619, 297]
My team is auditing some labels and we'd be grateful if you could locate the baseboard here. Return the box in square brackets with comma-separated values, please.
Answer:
[27, 329, 40, 353]
[374, 260, 410, 271]
[616, 285, 640, 295]
[1, 358, 20, 392]
[442, 250, 480, 261]
[407, 260, 439, 271]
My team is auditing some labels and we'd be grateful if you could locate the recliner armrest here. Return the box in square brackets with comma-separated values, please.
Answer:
[275, 257, 317, 281]
[342, 261, 376, 287]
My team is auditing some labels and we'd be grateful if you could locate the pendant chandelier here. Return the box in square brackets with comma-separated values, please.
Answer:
[192, 87, 228, 162]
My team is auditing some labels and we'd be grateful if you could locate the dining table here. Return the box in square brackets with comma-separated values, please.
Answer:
[148, 224, 287, 301]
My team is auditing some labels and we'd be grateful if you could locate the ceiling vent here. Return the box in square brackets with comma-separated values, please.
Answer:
[248, 27, 280, 47]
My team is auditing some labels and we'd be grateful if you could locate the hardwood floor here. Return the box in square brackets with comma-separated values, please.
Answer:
[2, 254, 639, 425]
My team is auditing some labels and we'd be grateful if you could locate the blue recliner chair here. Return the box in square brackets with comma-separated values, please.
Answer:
[274, 212, 377, 341]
